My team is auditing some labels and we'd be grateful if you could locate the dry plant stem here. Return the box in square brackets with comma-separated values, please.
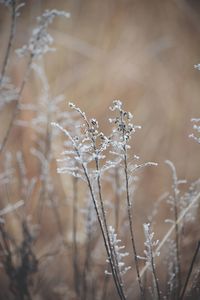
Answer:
[77, 114, 126, 299]
[117, 108, 144, 298]
[37, 121, 51, 223]
[180, 241, 200, 300]
[39, 115, 66, 246]
[114, 168, 120, 232]
[34, 70, 66, 245]
[0, 55, 33, 155]
[140, 191, 200, 278]
[95, 156, 126, 292]
[82, 218, 92, 300]
[72, 175, 80, 298]
[76, 150, 126, 300]
[0, 0, 16, 85]
[123, 150, 144, 299]
[148, 237, 161, 300]
[173, 189, 181, 298]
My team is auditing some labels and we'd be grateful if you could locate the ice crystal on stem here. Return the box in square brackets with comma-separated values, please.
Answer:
[143, 223, 161, 300]
[189, 118, 200, 144]
[105, 226, 131, 277]
[0, 77, 18, 110]
[16, 9, 70, 58]
[109, 100, 158, 298]
[194, 63, 200, 71]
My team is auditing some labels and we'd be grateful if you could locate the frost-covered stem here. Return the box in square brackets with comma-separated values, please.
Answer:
[0, 0, 16, 86]
[82, 202, 98, 300]
[81, 160, 126, 300]
[173, 194, 181, 298]
[140, 191, 200, 280]
[114, 168, 120, 232]
[148, 237, 161, 300]
[115, 106, 143, 296]
[168, 161, 181, 298]
[82, 213, 92, 300]
[0, 54, 32, 155]
[95, 156, 125, 289]
[123, 149, 144, 298]
[37, 111, 52, 222]
[174, 200, 181, 297]
[72, 175, 80, 298]
[38, 101, 65, 244]
[77, 111, 126, 299]
[180, 241, 200, 300]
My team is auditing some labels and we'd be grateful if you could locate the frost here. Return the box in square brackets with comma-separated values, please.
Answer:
[189, 118, 200, 144]
[0, 76, 18, 110]
[16, 10, 70, 58]
[194, 63, 200, 71]
[105, 226, 131, 277]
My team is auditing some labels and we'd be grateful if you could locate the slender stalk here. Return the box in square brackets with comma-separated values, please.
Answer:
[116, 107, 143, 298]
[72, 175, 80, 298]
[0, 0, 16, 86]
[82, 206, 92, 300]
[149, 238, 161, 300]
[173, 188, 181, 298]
[94, 155, 126, 299]
[0, 54, 33, 155]
[180, 241, 200, 300]
[123, 150, 144, 298]
[114, 168, 120, 232]
[140, 192, 200, 278]
[167, 160, 181, 298]
[73, 111, 126, 299]
[80, 160, 126, 300]
[82, 200, 103, 300]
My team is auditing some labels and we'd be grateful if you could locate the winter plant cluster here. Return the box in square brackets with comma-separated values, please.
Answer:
[0, 1, 199, 300]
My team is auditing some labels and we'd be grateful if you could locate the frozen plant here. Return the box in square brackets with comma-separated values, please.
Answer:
[0, 0, 24, 112]
[143, 223, 161, 300]
[52, 102, 130, 300]
[105, 226, 131, 278]
[189, 118, 200, 144]
[0, 76, 18, 110]
[109, 100, 157, 297]
[16, 9, 70, 59]
[0, 6, 69, 155]
[194, 63, 200, 71]
[165, 160, 186, 297]
[0, 1, 24, 85]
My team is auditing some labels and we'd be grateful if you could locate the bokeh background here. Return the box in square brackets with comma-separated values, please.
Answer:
[0, 0, 200, 299]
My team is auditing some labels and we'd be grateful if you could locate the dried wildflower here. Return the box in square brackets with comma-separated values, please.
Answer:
[16, 9, 70, 58]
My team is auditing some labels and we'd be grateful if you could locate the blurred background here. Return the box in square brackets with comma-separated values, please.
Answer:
[0, 0, 200, 299]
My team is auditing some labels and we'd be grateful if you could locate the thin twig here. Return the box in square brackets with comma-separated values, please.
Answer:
[0, 55, 33, 155]
[0, 0, 16, 86]
[72, 175, 80, 298]
[140, 192, 200, 278]
[180, 241, 200, 300]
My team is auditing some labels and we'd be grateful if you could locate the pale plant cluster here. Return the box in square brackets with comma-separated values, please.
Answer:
[0, 1, 199, 300]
